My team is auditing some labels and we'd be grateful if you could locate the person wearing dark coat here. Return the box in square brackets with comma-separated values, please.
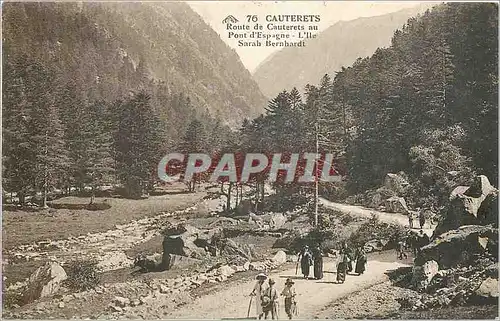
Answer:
[354, 247, 367, 275]
[297, 245, 313, 279]
[416, 230, 430, 256]
[419, 211, 426, 228]
[312, 244, 324, 280]
[340, 242, 353, 273]
[336, 253, 349, 283]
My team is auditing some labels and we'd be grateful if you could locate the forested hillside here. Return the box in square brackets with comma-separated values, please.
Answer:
[217, 3, 498, 210]
[2, 2, 265, 201]
[2, 2, 266, 127]
[253, 5, 431, 98]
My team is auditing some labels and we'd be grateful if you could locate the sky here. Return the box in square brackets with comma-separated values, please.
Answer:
[188, 1, 434, 72]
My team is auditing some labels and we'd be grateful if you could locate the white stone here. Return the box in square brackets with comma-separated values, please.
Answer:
[271, 250, 286, 265]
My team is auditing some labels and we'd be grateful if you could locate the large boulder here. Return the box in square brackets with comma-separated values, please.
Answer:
[134, 253, 163, 272]
[435, 175, 498, 235]
[218, 238, 255, 259]
[271, 250, 287, 264]
[23, 262, 67, 302]
[269, 213, 287, 229]
[420, 225, 498, 269]
[272, 230, 301, 251]
[475, 277, 499, 298]
[384, 196, 409, 213]
[412, 260, 439, 291]
[235, 199, 254, 216]
[162, 224, 207, 259]
[168, 254, 202, 269]
[362, 187, 396, 209]
[384, 172, 409, 195]
[216, 265, 236, 278]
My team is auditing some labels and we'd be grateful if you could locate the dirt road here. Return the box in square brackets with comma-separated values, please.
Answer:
[165, 256, 408, 319]
[319, 198, 435, 236]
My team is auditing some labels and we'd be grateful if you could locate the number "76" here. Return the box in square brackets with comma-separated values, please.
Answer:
[246, 15, 258, 22]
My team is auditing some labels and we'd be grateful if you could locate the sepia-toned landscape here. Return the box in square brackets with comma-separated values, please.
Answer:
[2, 1, 498, 319]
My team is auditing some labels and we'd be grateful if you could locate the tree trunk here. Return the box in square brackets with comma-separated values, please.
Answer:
[226, 182, 232, 212]
[42, 182, 48, 209]
[235, 184, 239, 207]
[90, 186, 95, 205]
[19, 191, 26, 206]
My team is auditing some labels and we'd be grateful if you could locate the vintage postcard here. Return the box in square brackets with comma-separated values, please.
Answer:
[2, 1, 498, 320]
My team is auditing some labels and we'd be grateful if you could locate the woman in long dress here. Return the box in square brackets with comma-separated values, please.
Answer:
[298, 245, 313, 279]
[354, 247, 367, 275]
[336, 253, 349, 283]
[250, 273, 267, 319]
[312, 245, 323, 280]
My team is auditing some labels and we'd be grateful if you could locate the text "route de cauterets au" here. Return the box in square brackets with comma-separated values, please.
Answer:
[226, 14, 320, 47]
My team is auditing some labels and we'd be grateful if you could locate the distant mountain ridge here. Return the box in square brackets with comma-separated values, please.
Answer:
[253, 5, 434, 98]
[2, 2, 267, 127]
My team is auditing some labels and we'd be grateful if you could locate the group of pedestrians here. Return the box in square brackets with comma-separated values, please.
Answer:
[296, 244, 324, 280]
[408, 209, 434, 229]
[250, 274, 297, 320]
[296, 243, 367, 284]
[336, 242, 367, 283]
[396, 229, 431, 259]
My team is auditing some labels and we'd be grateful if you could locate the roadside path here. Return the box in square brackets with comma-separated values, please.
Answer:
[164, 257, 408, 319]
[319, 198, 435, 236]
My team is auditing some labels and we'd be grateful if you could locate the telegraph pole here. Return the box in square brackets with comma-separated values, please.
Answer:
[314, 120, 319, 227]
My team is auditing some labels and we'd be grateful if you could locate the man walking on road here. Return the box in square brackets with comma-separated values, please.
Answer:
[419, 211, 426, 229]
[397, 239, 408, 260]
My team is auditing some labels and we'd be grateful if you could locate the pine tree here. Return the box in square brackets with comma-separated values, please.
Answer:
[23, 62, 69, 207]
[114, 91, 164, 198]
[2, 55, 35, 204]
[179, 119, 207, 191]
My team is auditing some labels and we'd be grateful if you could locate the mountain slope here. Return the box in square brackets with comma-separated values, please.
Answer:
[253, 5, 432, 98]
[2, 2, 266, 127]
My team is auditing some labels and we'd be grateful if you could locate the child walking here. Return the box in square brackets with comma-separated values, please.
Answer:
[281, 278, 297, 319]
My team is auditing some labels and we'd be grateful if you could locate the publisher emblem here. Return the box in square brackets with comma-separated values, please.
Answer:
[222, 15, 239, 24]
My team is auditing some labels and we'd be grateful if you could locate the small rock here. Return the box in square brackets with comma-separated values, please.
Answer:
[139, 296, 149, 305]
[62, 295, 73, 303]
[217, 265, 235, 278]
[58, 302, 65, 308]
[476, 277, 499, 298]
[109, 305, 122, 312]
[113, 296, 130, 308]
[159, 284, 169, 294]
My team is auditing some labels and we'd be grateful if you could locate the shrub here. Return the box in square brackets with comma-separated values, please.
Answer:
[47, 202, 111, 211]
[63, 259, 101, 291]
[348, 215, 406, 249]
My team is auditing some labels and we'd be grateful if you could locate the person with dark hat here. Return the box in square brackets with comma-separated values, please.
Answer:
[281, 278, 297, 319]
[261, 278, 278, 319]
